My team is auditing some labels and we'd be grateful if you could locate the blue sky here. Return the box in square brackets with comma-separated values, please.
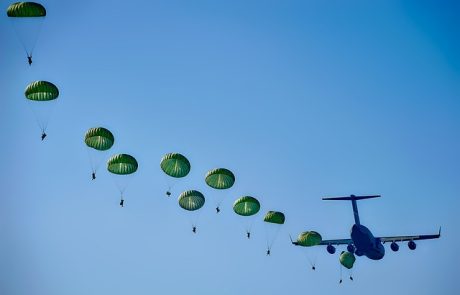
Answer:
[1, 1, 459, 294]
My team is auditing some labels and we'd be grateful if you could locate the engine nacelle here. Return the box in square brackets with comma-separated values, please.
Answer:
[390, 242, 399, 252]
[327, 244, 336, 254]
[408, 240, 416, 250]
[347, 243, 355, 253]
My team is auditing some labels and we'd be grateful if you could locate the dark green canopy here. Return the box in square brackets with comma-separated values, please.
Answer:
[178, 190, 205, 211]
[205, 168, 235, 189]
[25, 81, 59, 101]
[233, 196, 260, 216]
[85, 127, 114, 151]
[263, 211, 285, 224]
[340, 251, 356, 269]
[296, 231, 322, 247]
[107, 154, 138, 175]
[7, 2, 46, 17]
[160, 153, 190, 178]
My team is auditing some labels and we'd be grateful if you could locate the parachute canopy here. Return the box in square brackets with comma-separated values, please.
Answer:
[25, 81, 59, 101]
[7, 2, 46, 17]
[233, 196, 260, 216]
[263, 211, 285, 224]
[178, 190, 205, 211]
[339, 251, 356, 269]
[205, 168, 235, 189]
[296, 231, 322, 247]
[160, 153, 190, 178]
[107, 154, 138, 175]
[85, 127, 114, 151]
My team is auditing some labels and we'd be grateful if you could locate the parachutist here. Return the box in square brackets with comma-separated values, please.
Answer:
[192, 226, 196, 233]
[92, 172, 96, 180]
[266, 249, 270, 256]
[246, 231, 251, 239]
[120, 199, 124, 207]
[216, 207, 220, 213]
[27, 55, 32, 66]
[349, 276, 353, 281]
[339, 279, 342, 284]
[312, 266, 316, 270]
[41, 132, 47, 141]
[166, 191, 171, 197]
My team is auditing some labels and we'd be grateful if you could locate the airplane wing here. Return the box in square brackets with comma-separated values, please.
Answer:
[319, 239, 352, 245]
[378, 228, 441, 243]
[290, 235, 352, 246]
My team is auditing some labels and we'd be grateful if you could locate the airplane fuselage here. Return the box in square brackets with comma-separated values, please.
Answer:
[351, 224, 385, 260]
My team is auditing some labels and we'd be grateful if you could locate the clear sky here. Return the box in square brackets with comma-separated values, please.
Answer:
[1, 1, 459, 294]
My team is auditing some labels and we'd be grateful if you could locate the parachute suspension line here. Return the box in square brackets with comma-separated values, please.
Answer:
[215, 198, 222, 208]
[9, 19, 29, 57]
[311, 247, 319, 270]
[92, 151, 107, 174]
[187, 210, 203, 234]
[193, 206, 204, 229]
[86, 147, 96, 175]
[28, 18, 45, 56]
[297, 245, 316, 270]
[268, 226, 282, 250]
[40, 99, 58, 134]
[25, 99, 58, 137]
[339, 264, 343, 284]
[162, 174, 176, 197]
[264, 225, 270, 249]
[306, 251, 316, 270]
[246, 218, 256, 238]
[26, 100, 45, 134]
[214, 190, 227, 210]
[9, 17, 45, 59]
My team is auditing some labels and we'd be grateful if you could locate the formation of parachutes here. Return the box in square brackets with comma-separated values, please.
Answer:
[7, 2, 357, 282]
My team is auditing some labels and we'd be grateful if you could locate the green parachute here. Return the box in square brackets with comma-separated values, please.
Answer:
[178, 190, 205, 211]
[233, 196, 260, 216]
[339, 251, 356, 282]
[233, 196, 260, 238]
[205, 168, 235, 213]
[107, 154, 138, 175]
[178, 190, 205, 233]
[25, 80, 58, 101]
[263, 211, 285, 224]
[107, 154, 138, 207]
[85, 127, 114, 180]
[7, 2, 46, 17]
[296, 231, 322, 247]
[7, 2, 47, 64]
[161, 153, 190, 178]
[263, 211, 285, 255]
[339, 251, 356, 269]
[85, 127, 114, 151]
[160, 153, 190, 197]
[295, 231, 322, 270]
[205, 168, 235, 189]
[24, 81, 59, 139]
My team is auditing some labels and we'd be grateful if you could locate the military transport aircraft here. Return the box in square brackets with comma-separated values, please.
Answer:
[292, 195, 441, 260]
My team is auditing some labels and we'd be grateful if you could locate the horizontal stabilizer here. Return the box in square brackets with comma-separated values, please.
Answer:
[322, 194, 381, 201]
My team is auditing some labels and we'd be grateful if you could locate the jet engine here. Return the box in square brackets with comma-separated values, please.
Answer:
[347, 243, 355, 253]
[327, 244, 336, 254]
[408, 240, 416, 250]
[390, 241, 399, 252]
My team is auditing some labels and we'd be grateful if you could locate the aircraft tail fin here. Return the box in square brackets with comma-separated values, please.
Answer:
[322, 195, 381, 201]
[322, 195, 381, 225]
